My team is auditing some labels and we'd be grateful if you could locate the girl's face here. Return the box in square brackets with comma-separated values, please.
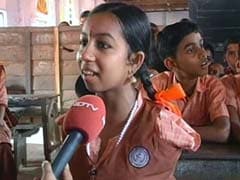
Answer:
[225, 43, 240, 72]
[173, 32, 209, 79]
[78, 13, 132, 93]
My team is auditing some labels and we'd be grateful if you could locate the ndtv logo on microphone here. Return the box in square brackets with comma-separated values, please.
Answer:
[73, 101, 99, 111]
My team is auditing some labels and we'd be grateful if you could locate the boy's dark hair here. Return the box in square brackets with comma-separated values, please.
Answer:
[157, 19, 200, 62]
[58, 21, 70, 27]
[90, 3, 156, 99]
[203, 41, 215, 59]
[223, 38, 239, 54]
[80, 10, 90, 18]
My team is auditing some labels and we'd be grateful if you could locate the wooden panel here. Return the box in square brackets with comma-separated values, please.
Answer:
[59, 27, 81, 44]
[61, 60, 80, 75]
[24, 30, 32, 94]
[0, 31, 25, 45]
[0, 26, 83, 109]
[0, 45, 25, 61]
[60, 44, 78, 60]
[106, 0, 188, 11]
[6, 76, 25, 89]
[5, 63, 25, 76]
[33, 76, 55, 90]
[32, 60, 54, 76]
[32, 45, 54, 60]
[31, 32, 54, 45]
[62, 75, 78, 90]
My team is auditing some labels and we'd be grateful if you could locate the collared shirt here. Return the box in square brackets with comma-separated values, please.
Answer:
[221, 74, 240, 115]
[69, 92, 200, 180]
[0, 65, 11, 143]
[150, 71, 229, 126]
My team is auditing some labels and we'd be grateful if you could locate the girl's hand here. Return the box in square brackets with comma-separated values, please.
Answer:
[36, 161, 73, 180]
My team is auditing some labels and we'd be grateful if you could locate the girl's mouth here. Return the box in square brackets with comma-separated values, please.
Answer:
[82, 70, 95, 76]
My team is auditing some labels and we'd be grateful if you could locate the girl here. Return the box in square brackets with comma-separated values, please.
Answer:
[40, 3, 200, 180]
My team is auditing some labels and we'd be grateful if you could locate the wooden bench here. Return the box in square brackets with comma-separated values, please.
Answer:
[9, 94, 62, 171]
[12, 123, 41, 170]
[175, 143, 240, 180]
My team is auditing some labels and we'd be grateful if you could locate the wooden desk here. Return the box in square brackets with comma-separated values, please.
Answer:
[8, 94, 61, 162]
[176, 143, 240, 180]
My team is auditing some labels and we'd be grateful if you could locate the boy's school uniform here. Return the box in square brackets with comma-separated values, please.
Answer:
[221, 74, 240, 115]
[150, 71, 229, 126]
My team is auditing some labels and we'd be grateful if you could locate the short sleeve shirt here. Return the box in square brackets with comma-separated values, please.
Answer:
[151, 71, 229, 126]
[69, 93, 200, 180]
[221, 74, 240, 116]
[0, 65, 11, 143]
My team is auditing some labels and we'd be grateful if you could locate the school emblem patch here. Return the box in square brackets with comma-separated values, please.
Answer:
[128, 146, 150, 168]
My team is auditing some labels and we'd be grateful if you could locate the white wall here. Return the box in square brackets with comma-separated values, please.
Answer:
[2, 1, 189, 27]
[147, 10, 189, 26]
[3, 0, 105, 27]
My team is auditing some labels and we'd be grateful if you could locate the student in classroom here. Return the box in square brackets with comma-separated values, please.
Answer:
[79, 10, 90, 25]
[221, 39, 240, 142]
[37, 3, 200, 180]
[208, 62, 225, 78]
[149, 19, 230, 143]
[203, 41, 215, 63]
[203, 41, 224, 78]
[0, 65, 17, 180]
[222, 38, 240, 75]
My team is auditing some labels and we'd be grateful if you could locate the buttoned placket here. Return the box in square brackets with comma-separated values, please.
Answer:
[86, 93, 143, 179]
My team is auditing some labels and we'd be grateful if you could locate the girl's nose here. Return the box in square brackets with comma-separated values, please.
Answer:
[81, 45, 96, 62]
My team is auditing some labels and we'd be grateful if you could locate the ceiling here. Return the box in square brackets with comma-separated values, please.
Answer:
[105, 0, 188, 12]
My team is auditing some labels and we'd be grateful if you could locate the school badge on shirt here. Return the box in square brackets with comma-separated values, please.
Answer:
[128, 146, 150, 168]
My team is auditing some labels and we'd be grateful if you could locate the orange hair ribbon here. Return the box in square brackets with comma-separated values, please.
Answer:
[154, 83, 186, 116]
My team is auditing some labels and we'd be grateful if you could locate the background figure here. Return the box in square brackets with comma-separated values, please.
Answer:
[58, 21, 70, 27]
[203, 41, 215, 63]
[221, 38, 240, 142]
[152, 19, 230, 143]
[208, 62, 225, 78]
[147, 23, 168, 74]
[0, 65, 17, 180]
[221, 74, 240, 143]
[40, 3, 200, 180]
[79, 10, 90, 25]
[223, 38, 240, 75]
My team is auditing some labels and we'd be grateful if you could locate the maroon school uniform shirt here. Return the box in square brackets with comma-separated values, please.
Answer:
[69, 93, 200, 180]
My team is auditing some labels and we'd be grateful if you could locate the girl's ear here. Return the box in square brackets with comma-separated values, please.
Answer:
[129, 51, 145, 75]
[163, 57, 177, 71]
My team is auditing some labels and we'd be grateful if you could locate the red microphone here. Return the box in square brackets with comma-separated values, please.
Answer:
[52, 95, 106, 178]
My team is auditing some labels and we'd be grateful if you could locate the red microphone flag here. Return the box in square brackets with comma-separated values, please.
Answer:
[63, 95, 106, 143]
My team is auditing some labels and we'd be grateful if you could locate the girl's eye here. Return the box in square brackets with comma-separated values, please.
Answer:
[97, 41, 111, 49]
